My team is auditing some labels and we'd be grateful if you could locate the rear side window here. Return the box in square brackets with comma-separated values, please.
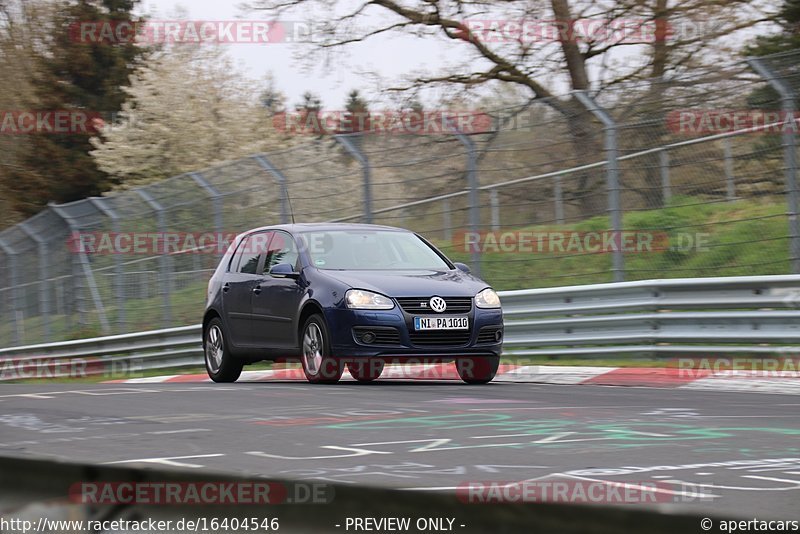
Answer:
[228, 237, 248, 272]
[230, 232, 271, 274]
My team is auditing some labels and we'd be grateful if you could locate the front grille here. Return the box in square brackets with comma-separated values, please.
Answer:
[409, 330, 472, 347]
[396, 297, 472, 315]
[477, 326, 503, 344]
[353, 326, 401, 346]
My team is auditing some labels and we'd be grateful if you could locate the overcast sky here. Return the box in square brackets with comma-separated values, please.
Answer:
[137, 0, 775, 110]
[138, 0, 462, 109]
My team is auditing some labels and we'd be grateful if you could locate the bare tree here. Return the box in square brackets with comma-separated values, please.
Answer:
[246, 0, 776, 211]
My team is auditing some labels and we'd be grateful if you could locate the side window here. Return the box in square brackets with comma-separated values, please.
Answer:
[238, 232, 271, 275]
[264, 231, 299, 273]
[228, 237, 248, 272]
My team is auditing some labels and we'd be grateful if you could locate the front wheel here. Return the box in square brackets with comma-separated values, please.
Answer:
[456, 356, 499, 384]
[204, 318, 243, 383]
[300, 314, 343, 384]
[347, 360, 385, 382]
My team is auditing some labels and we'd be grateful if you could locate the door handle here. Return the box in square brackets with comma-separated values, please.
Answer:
[252, 286, 262, 295]
[222, 283, 230, 293]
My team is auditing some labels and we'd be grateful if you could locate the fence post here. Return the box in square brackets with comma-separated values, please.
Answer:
[48, 203, 111, 335]
[723, 138, 736, 200]
[253, 156, 291, 224]
[442, 198, 452, 242]
[89, 198, 125, 334]
[18, 222, 51, 342]
[659, 150, 671, 203]
[450, 128, 481, 277]
[554, 176, 565, 225]
[0, 239, 22, 346]
[134, 189, 173, 326]
[574, 91, 624, 282]
[748, 57, 800, 274]
[334, 135, 373, 224]
[490, 189, 500, 231]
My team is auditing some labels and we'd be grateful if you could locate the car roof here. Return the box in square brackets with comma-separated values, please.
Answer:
[242, 222, 410, 235]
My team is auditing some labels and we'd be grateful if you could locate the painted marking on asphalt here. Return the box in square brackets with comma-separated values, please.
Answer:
[0, 386, 247, 401]
[104, 453, 225, 468]
[248, 446, 394, 460]
[672, 477, 799, 491]
[147, 428, 211, 435]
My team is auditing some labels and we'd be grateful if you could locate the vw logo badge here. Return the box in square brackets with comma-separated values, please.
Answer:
[429, 296, 447, 313]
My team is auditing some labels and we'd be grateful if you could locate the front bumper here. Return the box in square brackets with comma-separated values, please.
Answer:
[323, 304, 503, 359]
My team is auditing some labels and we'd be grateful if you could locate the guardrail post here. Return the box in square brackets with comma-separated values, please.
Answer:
[0, 238, 22, 345]
[748, 57, 800, 273]
[89, 198, 125, 334]
[334, 135, 373, 224]
[253, 155, 291, 224]
[48, 203, 111, 336]
[18, 222, 51, 342]
[574, 91, 624, 282]
[134, 190, 173, 326]
[450, 128, 481, 277]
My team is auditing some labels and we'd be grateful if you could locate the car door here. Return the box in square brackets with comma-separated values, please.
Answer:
[221, 232, 271, 347]
[251, 230, 304, 349]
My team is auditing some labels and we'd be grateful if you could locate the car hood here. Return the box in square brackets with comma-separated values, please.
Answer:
[318, 269, 489, 297]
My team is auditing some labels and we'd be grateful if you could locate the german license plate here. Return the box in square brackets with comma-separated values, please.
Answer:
[414, 316, 469, 330]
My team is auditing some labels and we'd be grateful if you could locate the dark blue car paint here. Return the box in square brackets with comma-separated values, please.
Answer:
[203, 223, 502, 363]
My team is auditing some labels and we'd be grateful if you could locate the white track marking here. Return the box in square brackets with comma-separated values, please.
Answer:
[104, 453, 224, 468]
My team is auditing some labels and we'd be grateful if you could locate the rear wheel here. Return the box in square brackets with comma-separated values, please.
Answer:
[300, 314, 343, 384]
[204, 318, 243, 383]
[456, 356, 499, 384]
[347, 360, 385, 382]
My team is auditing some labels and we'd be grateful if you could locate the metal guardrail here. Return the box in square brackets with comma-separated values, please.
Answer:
[502, 275, 800, 357]
[3, 275, 800, 380]
[0, 325, 202, 380]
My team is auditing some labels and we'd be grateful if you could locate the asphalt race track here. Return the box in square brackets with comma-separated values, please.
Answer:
[1, 381, 799, 520]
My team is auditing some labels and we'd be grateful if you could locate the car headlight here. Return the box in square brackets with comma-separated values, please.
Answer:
[345, 289, 395, 310]
[475, 288, 501, 309]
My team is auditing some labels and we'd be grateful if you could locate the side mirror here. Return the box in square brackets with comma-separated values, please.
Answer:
[454, 262, 471, 274]
[269, 263, 300, 279]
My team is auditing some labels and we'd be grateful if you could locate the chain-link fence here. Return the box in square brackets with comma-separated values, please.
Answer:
[1, 50, 799, 347]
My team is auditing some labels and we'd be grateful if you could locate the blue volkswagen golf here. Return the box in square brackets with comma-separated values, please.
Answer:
[202, 223, 503, 384]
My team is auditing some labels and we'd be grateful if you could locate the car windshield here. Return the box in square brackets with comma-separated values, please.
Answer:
[300, 230, 451, 270]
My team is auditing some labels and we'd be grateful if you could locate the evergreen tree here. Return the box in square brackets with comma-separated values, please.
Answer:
[747, 0, 800, 56]
[341, 89, 370, 134]
[3, 0, 146, 215]
[294, 91, 323, 134]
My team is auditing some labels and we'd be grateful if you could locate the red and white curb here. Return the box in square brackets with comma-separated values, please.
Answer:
[107, 364, 800, 394]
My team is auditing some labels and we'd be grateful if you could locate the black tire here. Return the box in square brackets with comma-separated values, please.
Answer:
[204, 317, 243, 383]
[347, 359, 385, 382]
[456, 356, 500, 384]
[300, 314, 343, 384]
